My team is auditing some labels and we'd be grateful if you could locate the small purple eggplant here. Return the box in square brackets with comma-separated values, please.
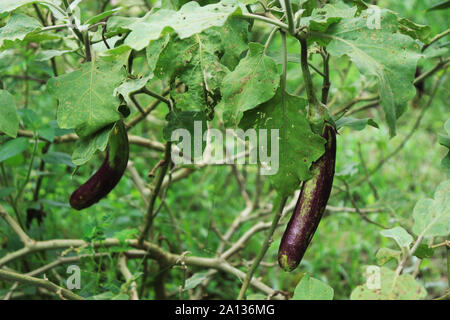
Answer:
[278, 124, 336, 271]
[70, 120, 129, 210]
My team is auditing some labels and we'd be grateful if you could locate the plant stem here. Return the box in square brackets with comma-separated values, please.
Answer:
[237, 197, 287, 300]
[239, 12, 289, 32]
[422, 28, 450, 52]
[298, 37, 319, 110]
[321, 48, 330, 104]
[281, 30, 287, 154]
[281, 0, 295, 35]
[138, 87, 172, 109]
[138, 142, 172, 246]
[263, 27, 279, 55]
[0, 269, 84, 300]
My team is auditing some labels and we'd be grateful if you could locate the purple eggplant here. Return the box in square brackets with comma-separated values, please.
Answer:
[70, 120, 129, 210]
[278, 124, 336, 271]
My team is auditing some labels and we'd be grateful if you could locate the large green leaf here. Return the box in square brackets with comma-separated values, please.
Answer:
[351, 266, 426, 300]
[300, 3, 357, 34]
[72, 124, 113, 166]
[380, 226, 413, 249]
[47, 57, 126, 137]
[153, 30, 229, 112]
[0, 90, 19, 138]
[221, 42, 280, 127]
[0, 137, 29, 163]
[0, 13, 41, 48]
[239, 88, 325, 196]
[163, 110, 207, 162]
[114, 74, 153, 106]
[412, 180, 450, 238]
[324, 8, 421, 136]
[0, 0, 60, 13]
[124, 0, 242, 51]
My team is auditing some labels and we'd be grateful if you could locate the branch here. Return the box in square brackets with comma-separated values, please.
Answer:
[422, 28, 450, 52]
[0, 269, 84, 300]
[126, 88, 170, 130]
[238, 12, 289, 31]
[0, 130, 165, 152]
[350, 70, 447, 188]
[237, 197, 287, 300]
[0, 204, 31, 245]
[118, 254, 139, 300]
[139, 142, 172, 246]
[0, 238, 279, 297]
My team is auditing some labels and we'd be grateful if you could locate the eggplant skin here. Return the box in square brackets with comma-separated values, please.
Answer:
[70, 120, 129, 210]
[278, 124, 336, 271]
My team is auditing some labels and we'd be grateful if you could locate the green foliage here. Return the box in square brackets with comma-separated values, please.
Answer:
[0, 0, 448, 301]
[239, 88, 325, 196]
[292, 273, 334, 300]
[351, 266, 427, 300]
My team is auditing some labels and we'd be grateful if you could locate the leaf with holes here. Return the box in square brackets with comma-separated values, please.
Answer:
[47, 57, 126, 137]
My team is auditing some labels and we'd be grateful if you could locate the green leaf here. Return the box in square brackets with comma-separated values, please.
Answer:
[163, 110, 207, 163]
[0, 137, 29, 163]
[351, 266, 426, 300]
[35, 50, 71, 62]
[72, 124, 113, 166]
[335, 162, 359, 177]
[376, 247, 401, 265]
[239, 88, 325, 196]
[325, 8, 421, 136]
[412, 180, 450, 238]
[442, 151, 450, 178]
[438, 119, 450, 148]
[146, 34, 171, 73]
[0, 13, 41, 48]
[153, 30, 229, 111]
[221, 42, 280, 127]
[124, 0, 242, 51]
[0, 0, 60, 13]
[0, 90, 19, 138]
[300, 3, 357, 35]
[18, 109, 41, 130]
[439, 133, 450, 149]
[398, 18, 431, 43]
[38, 125, 55, 142]
[427, 0, 450, 11]
[413, 244, 434, 259]
[335, 117, 379, 131]
[47, 57, 126, 137]
[216, 18, 249, 70]
[440, 120, 450, 177]
[114, 74, 153, 106]
[42, 151, 75, 167]
[85, 7, 122, 26]
[113, 228, 139, 243]
[292, 273, 334, 300]
[380, 227, 413, 248]
[0, 187, 15, 198]
[184, 272, 209, 290]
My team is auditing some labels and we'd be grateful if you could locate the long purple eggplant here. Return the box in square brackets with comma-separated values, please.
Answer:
[278, 124, 336, 271]
[70, 120, 129, 210]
